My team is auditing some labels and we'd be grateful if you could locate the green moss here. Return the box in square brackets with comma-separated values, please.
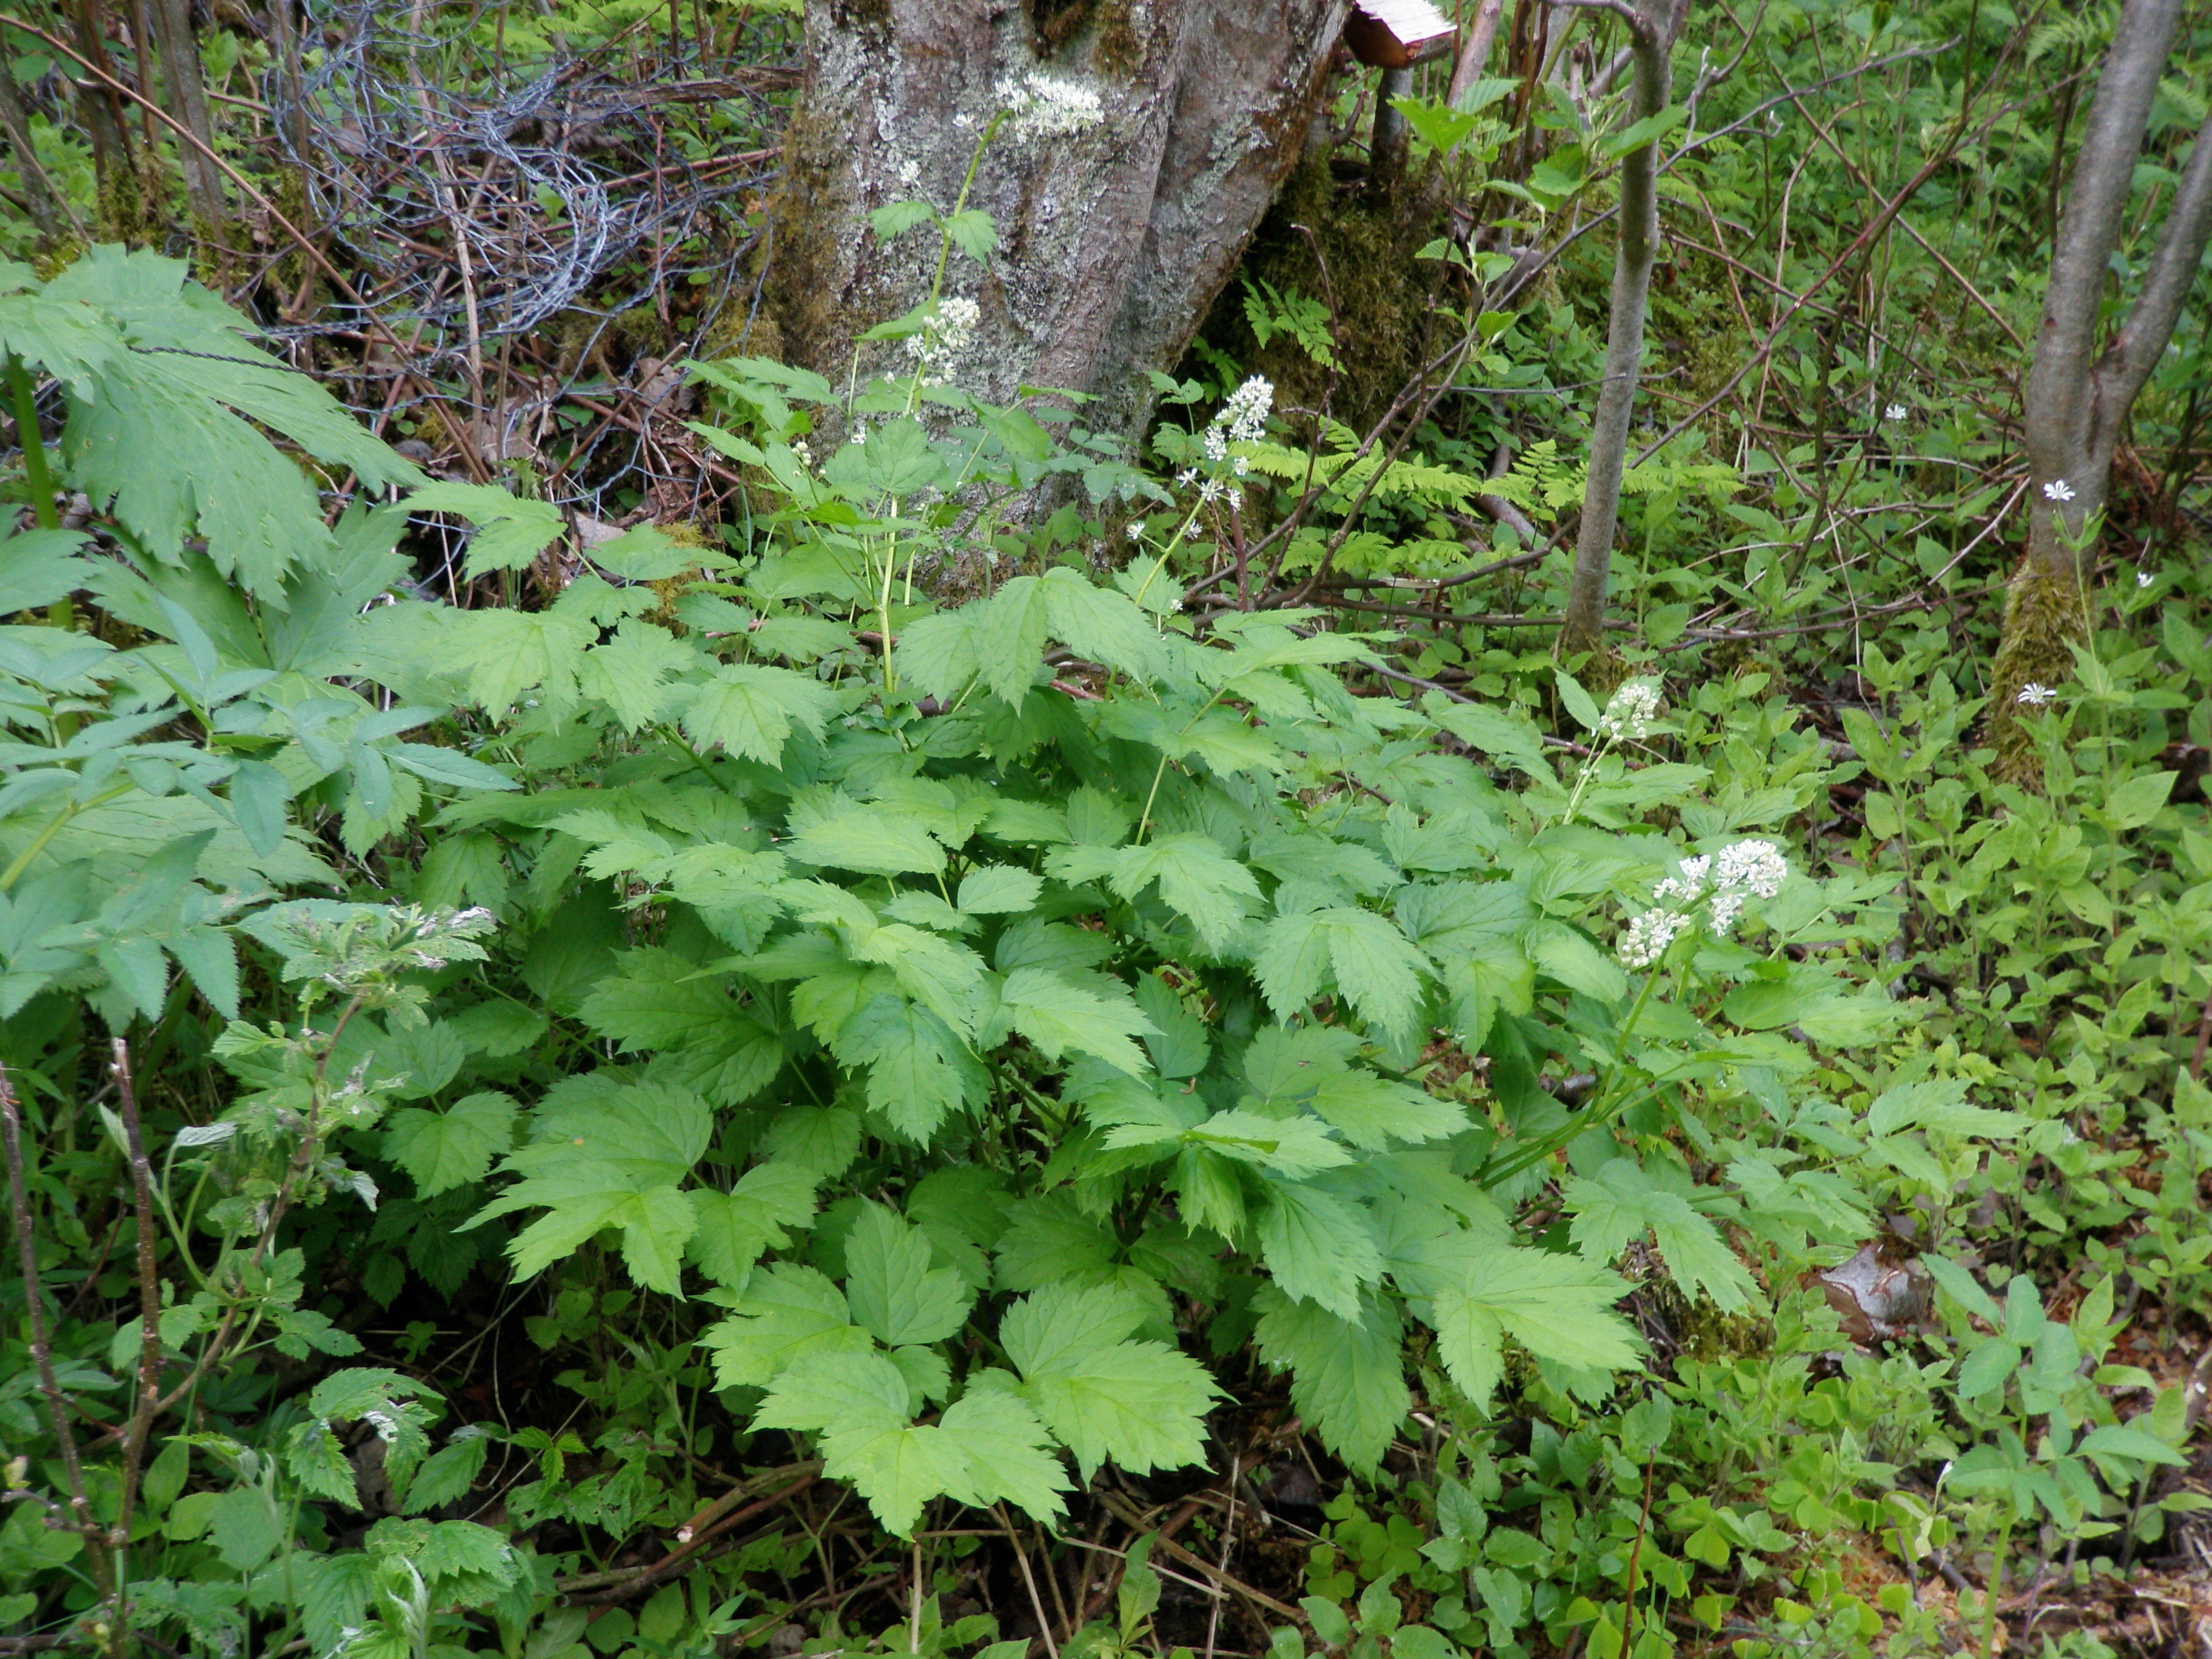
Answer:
[760, 96, 866, 379]
[1986, 552, 2088, 785]
[1181, 149, 1450, 438]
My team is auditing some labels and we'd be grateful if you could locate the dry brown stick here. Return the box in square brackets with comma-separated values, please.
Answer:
[996, 1504, 1062, 1659]
[1093, 1490, 1302, 1624]
[0, 1062, 118, 1618]
[558, 1466, 820, 1598]
[0, 10, 492, 486]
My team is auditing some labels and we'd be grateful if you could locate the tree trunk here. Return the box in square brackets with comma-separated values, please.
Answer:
[0, 55, 68, 238]
[1990, 0, 2212, 772]
[1557, 0, 1686, 668]
[763, 0, 1351, 451]
[66, 0, 145, 237]
[152, 0, 227, 227]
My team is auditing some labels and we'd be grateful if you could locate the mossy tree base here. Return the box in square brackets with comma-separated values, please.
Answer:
[1986, 550, 2091, 785]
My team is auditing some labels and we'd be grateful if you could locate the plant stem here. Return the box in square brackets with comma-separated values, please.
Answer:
[0, 1061, 120, 1638]
[7, 354, 60, 531]
[110, 1041, 166, 1644]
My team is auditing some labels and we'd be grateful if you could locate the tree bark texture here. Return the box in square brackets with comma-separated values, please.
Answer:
[0, 55, 67, 238]
[1558, 0, 1686, 665]
[2022, 0, 2212, 580]
[765, 0, 1352, 443]
[153, 0, 229, 226]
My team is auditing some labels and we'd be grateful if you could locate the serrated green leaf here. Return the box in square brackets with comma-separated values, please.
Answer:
[756, 1347, 913, 1436]
[999, 965, 1158, 1075]
[1254, 906, 1429, 1038]
[409, 483, 565, 580]
[578, 948, 785, 1105]
[1432, 1247, 1638, 1408]
[957, 865, 1044, 915]
[788, 808, 948, 876]
[1563, 1159, 1758, 1315]
[686, 1162, 820, 1287]
[1000, 1282, 1222, 1477]
[1256, 1182, 1382, 1319]
[383, 1091, 517, 1198]
[831, 993, 980, 1138]
[843, 1201, 976, 1346]
[1252, 1285, 1407, 1473]
[683, 662, 840, 765]
[935, 1386, 1070, 1525]
[699, 1262, 870, 1387]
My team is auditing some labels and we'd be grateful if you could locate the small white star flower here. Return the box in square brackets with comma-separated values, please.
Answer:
[2136, 569, 2153, 588]
[2042, 479, 2076, 503]
[1884, 403, 1908, 421]
[2017, 682, 2057, 706]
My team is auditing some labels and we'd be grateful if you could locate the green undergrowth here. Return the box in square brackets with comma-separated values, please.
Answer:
[1, 80, 2210, 1659]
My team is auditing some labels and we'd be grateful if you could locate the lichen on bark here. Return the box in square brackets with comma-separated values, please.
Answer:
[760, 0, 1352, 466]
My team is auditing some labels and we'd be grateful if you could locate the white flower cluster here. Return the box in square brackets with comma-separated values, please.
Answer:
[996, 70, 1104, 142]
[1620, 837, 1788, 968]
[1618, 908, 1690, 968]
[1219, 375, 1273, 443]
[1189, 376, 1273, 494]
[906, 295, 980, 386]
[1599, 679, 1662, 741]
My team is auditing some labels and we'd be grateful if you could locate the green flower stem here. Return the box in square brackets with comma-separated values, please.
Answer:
[7, 353, 58, 533]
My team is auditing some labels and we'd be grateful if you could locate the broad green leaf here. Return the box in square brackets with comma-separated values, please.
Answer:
[1255, 906, 1429, 1039]
[1302, 1068, 1467, 1150]
[999, 965, 1158, 1075]
[686, 1163, 820, 1287]
[1527, 921, 1627, 1003]
[1252, 1285, 1408, 1473]
[578, 948, 785, 1105]
[817, 1418, 967, 1538]
[1000, 1282, 1222, 1477]
[1256, 1182, 1382, 1319]
[683, 662, 840, 765]
[994, 1190, 1119, 1292]
[408, 482, 565, 580]
[1039, 568, 1168, 683]
[756, 1347, 912, 1436]
[958, 865, 1044, 915]
[1175, 1108, 1352, 1178]
[699, 1262, 871, 1387]
[1431, 1247, 1638, 1409]
[1563, 1159, 1758, 1314]
[843, 1201, 976, 1347]
[1866, 1079, 2026, 1140]
[788, 808, 948, 876]
[0, 528, 88, 612]
[2102, 770, 2176, 831]
[383, 1091, 517, 1198]
[935, 1386, 1070, 1524]
[831, 993, 981, 1139]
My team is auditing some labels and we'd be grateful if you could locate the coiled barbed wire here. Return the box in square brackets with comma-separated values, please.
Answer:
[263, 0, 789, 521]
